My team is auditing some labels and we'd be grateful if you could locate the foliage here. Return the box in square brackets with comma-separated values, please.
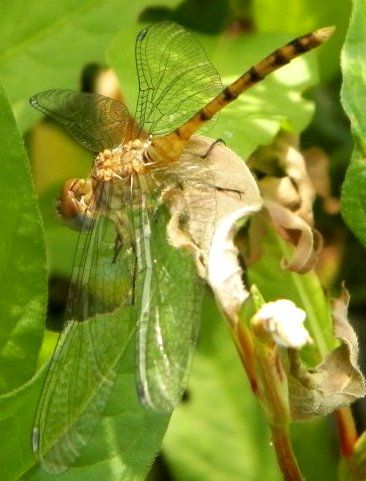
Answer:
[341, 0, 366, 248]
[0, 0, 364, 481]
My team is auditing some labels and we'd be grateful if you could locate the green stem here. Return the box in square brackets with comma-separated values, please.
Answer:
[233, 314, 304, 481]
[271, 426, 304, 481]
[335, 407, 358, 457]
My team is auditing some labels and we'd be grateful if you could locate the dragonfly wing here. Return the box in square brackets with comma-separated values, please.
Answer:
[33, 183, 136, 474]
[30, 89, 131, 152]
[135, 156, 217, 412]
[135, 21, 222, 136]
[135, 193, 202, 412]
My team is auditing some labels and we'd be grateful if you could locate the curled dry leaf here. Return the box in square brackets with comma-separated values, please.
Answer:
[304, 147, 340, 215]
[246, 131, 323, 273]
[248, 131, 315, 225]
[165, 135, 262, 320]
[288, 287, 365, 420]
[263, 199, 323, 273]
[258, 176, 301, 212]
[277, 138, 315, 225]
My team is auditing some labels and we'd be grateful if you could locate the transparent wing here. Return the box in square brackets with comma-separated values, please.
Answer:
[30, 89, 131, 152]
[135, 151, 217, 412]
[135, 21, 222, 136]
[33, 182, 137, 474]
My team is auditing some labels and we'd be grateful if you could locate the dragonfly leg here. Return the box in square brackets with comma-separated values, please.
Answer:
[201, 138, 226, 159]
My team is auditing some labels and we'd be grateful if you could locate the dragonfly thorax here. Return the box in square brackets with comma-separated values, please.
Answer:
[93, 138, 152, 182]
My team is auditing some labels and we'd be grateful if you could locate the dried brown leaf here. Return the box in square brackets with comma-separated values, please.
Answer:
[259, 176, 301, 211]
[289, 287, 365, 420]
[277, 140, 315, 225]
[249, 131, 315, 225]
[263, 199, 323, 273]
[304, 147, 340, 215]
[166, 135, 262, 318]
[245, 132, 324, 272]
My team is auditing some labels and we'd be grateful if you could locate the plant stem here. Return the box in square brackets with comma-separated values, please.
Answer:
[335, 407, 358, 457]
[233, 318, 304, 481]
[271, 426, 304, 481]
[234, 323, 259, 395]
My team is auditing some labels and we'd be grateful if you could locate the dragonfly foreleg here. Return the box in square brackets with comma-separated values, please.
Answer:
[201, 138, 226, 159]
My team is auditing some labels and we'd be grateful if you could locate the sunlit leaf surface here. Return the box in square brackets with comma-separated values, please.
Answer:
[0, 81, 46, 393]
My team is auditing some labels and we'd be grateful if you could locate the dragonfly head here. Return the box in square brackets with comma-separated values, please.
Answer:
[57, 178, 95, 231]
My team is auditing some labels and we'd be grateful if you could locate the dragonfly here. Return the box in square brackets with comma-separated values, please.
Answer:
[30, 21, 333, 474]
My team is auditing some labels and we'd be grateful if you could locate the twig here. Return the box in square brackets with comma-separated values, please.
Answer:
[335, 407, 358, 457]
[232, 319, 304, 481]
[271, 426, 304, 481]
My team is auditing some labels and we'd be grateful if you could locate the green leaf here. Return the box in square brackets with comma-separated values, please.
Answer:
[342, 151, 366, 246]
[0, 79, 47, 481]
[163, 293, 283, 481]
[252, 0, 351, 80]
[340, 0, 366, 141]
[0, 80, 46, 393]
[0, 0, 181, 131]
[341, 0, 366, 247]
[291, 418, 338, 481]
[0, 365, 47, 481]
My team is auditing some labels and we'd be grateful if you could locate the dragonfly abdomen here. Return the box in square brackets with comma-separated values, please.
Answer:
[180, 26, 335, 137]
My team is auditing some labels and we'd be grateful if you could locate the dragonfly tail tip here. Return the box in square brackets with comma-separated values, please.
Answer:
[314, 25, 336, 44]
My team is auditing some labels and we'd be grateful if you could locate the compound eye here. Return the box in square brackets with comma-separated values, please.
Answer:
[58, 178, 94, 231]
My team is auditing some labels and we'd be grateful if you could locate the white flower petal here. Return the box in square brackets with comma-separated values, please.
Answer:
[254, 300, 312, 348]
